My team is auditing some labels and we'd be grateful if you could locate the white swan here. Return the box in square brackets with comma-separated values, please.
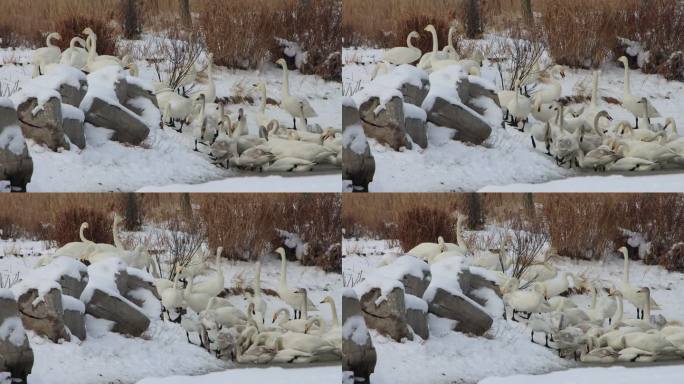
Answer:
[54, 222, 95, 260]
[251, 260, 267, 321]
[503, 280, 550, 321]
[229, 142, 275, 171]
[273, 307, 318, 333]
[260, 136, 335, 164]
[201, 297, 248, 329]
[605, 155, 656, 172]
[275, 58, 318, 129]
[32, 32, 62, 77]
[192, 54, 216, 104]
[276, 248, 317, 319]
[266, 157, 316, 172]
[617, 246, 659, 319]
[407, 236, 446, 261]
[112, 213, 125, 250]
[88, 245, 150, 269]
[160, 274, 184, 320]
[191, 247, 225, 297]
[531, 65, 564, 107]
[59, 37, 88, 70]
[184, 276, 215, 314]
[252, 82, 276, 128]
[382, 31, 421, 65]
[441, 27, 458, 60]
[156, 87, 194, 132]
[586, 285, 617, 325]
[618, 119, 666, 143]
[538, 272, 575, 298]
[617, 56, 660, 128]
[506, 80, 531, 130]
[417, 24, 447, 71]
[192, 94, 219, 151]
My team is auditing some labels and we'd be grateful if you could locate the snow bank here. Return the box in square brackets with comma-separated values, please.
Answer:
[343, 314, 370, 345]
[80, 258, 139, 312]
[127, 288, 161, 318]
[479, 365, 684, 384]
[0, 126, 26, 156]
[354, 274, 404, 305]
[126, 267, 155, 284]
[61, 294, 85, 313]
[0, 316, 26, 347]
[404, 294, 428, 312]
[11, 256, 86, 302]
[61, 104, 85, 121]
[403, 103, 427, 121]
[136, 366, 341, 384]
[375, 255, 430, 281]
[342, 288, 358, 299]
[0, 288, 14, 300]
[342, 124, 369, 155]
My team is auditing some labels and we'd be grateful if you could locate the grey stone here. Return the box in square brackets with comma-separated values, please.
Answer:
[424, 97, 492, 145]
[400, 271, 431, 298]
[62, 107, 86, 149]
[83, 97, 149, 145]
[0, 102, 33, 192]
[16, 96, 69, 151]
[62, 295, 86, 341]
[83, 288, 150, 337]
[115, 78, 158, 116]
[59, 80, 87, 108]
[0, 294, 34, 381]
[59, 273, 88, 300]
[456, 77, 500, 115]
[405, 295, 429, 340]
[459, 269, 501, 307]
[405, 117, 427, 149]
[123, 270, 160, 302]
[15, 287, 70, 342]
[425, 287, 493, 335]
[342, 103, 360, 128]
[358, 95, 411, 151]
[342, 292, 376, 382]
[400, 79, 429, 107]
[359, 286, 412, 342]
[342, 126, 375, 192]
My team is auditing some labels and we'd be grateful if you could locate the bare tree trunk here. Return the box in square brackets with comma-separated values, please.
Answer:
[121, 0, 142, 39]
[467, 193, 484, 230]
[522, 0, 533, 26]
[125, 193, 142, 231]
[464, 0, 482, 39]
[180, 193, 192, 218]
[523, 193, 535, 218]
[179, 0, 192, 29]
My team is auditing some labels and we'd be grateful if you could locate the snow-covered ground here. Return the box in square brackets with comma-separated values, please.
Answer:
[342, 236, 684, 384]
[136, 365, 340, 384]
[0, 35, 341, 192]
[0, 234, 341, 384]
[343, 37, 684, 192]
[480, 365, 684, 384]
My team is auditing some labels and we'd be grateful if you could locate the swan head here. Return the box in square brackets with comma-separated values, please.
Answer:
[617, 56, 629, 67]
[82, 222, 89, 229]
[408, 31, 420, 40]
[275, 58, 287, 68]
[424, 24, 436, 33]
[617, 246, 628, 254]
[320, 296, 333, 305]
[82, 27, 94, 36]
[275, 247, 286, 258]
[597, 110, 612, 121]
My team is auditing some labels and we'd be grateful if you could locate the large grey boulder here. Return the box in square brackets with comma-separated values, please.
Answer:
[82, 97, 150, 145]
[342, 98, 375, 192]
[62, 294, 86, 340]
[459, 267, 502, 307]
[405, 294, 429, 339]
[403, 103, 427, 149]
[36, 65, 88, 107]
[81, 259, 150, 337]
[422, 67, 498, 145]
[124, 268, 160, 301]
[376, 255, 431, 297]
[0, 290, 34, 382]
[357, 93, 411, 151]
[38, 257, 88, 299]
[61, 105, 86, 149]
[115, 77, 158, 116]
[375, 64, 429, 107]
[357, 282, 412, 342]
[0, 99, 33, 192]
[14, 90, 69, 151]
[342, 289, 376, 383]
[83, 288, 150, 337]
[14, 287, 70, 342]
[423, 97, 492, 145]
[424, 287, 492, 335]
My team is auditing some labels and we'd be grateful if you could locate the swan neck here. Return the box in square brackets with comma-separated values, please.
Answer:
[329, 300, 339, 327]
[622, 249, 629, 283]
[612, 295, 623, 328]
[79, 223, 89, 243]
[406, 34, 414, 48]
[281, 63, 290, 97]
[430, 29, 438, 53]
[301, 289, 308, 319]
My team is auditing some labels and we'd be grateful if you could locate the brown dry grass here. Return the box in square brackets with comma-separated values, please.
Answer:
[0, 193, 341, 272]
[0, 0, 341, 80]
[343, 193, 684, 271]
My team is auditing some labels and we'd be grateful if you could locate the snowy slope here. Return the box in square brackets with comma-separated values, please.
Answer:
[0, 37, 340, 192]
[342, 237, 684, 384]
[479, 365, 684, 384]
[135, 365, 340, 384]
[343, 34, 684, 192]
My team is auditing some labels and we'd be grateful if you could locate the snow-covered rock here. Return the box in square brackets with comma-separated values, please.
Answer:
[375, 255, 431, 297]
[41, 64, 88, 107]
[404, 103, 427, 148]
[342, 99, 375, 191]
[0, 99, 33, 191]
[423, 258, 493, 335]
[12, 84, 70, 151]
[459, 267, 502, 307]
[356, 277, 411, 342]
[357, 93, 410, 150]
[15, 287, 70, 342]
[342, 289, 376, 382]
[80, 259, 151, 337]
[0, 289, 33, 382]
[405, 294, 429, 339]
[62, 294, 86, 340]
[61, 104, 86, 149]
[422, 67, 499, 145]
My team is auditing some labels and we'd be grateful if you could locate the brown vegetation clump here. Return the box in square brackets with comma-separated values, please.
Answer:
[49, 207, 112, 247]
[395, 206, 456, 253]
[54, 16, 119, 56]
